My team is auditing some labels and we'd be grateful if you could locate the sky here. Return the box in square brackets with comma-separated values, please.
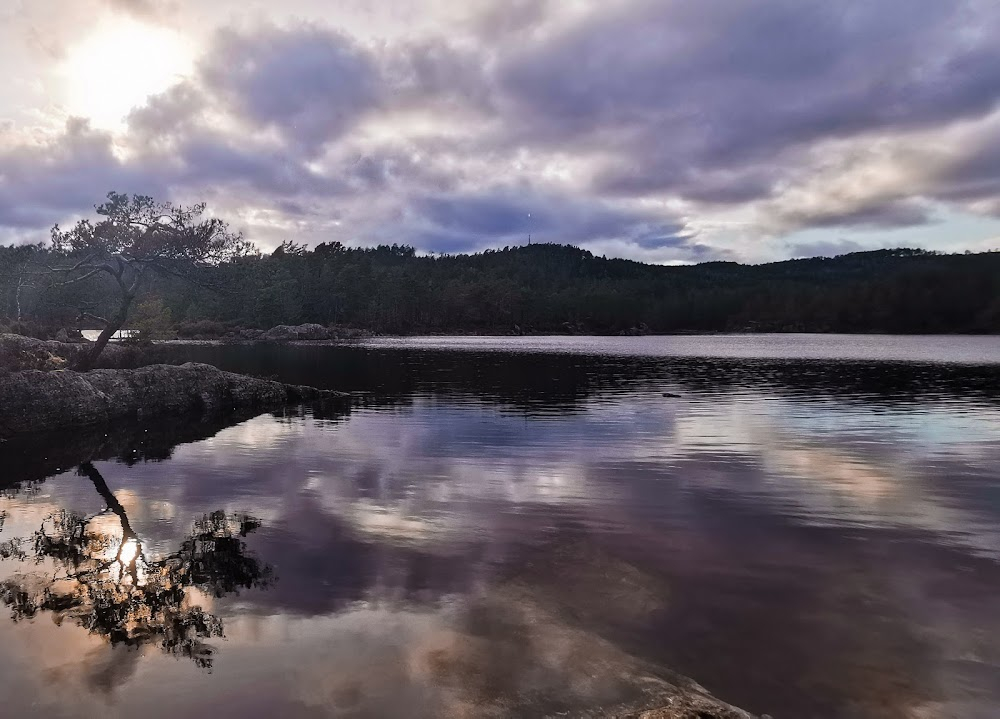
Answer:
[1, 0, 999, 263]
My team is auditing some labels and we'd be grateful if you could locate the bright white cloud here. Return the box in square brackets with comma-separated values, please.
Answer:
[58, 17, 195, 129]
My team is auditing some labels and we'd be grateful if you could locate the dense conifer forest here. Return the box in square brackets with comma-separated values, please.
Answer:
[2, 241, 998, 337]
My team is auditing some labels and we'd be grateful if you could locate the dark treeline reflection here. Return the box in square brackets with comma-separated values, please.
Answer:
[0, 399, 353, 490]
[143, 343, 1000, 412]
[0, 462, 271, 670]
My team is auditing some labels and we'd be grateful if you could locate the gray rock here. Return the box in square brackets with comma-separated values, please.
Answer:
[0, 362, 348, 439]
[0, 333, 85, 372]
[261, 323, 332, 342]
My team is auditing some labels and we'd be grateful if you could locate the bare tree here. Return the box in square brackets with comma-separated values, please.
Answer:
[44, 192, 253, 369]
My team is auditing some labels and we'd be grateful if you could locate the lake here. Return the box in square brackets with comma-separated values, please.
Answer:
[2, 334, 1000, 718]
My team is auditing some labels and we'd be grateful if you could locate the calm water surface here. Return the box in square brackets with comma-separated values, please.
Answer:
[2, 335, 1000, 718]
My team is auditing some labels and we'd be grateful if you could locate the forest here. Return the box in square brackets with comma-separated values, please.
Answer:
[1, 240, 998, 337]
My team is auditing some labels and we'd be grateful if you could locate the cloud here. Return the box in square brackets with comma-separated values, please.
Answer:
[105, 0, 170, 21]
[771, 197, 933, 233]
[400, 188, 692, 256]
[788, 238, 866, 259]
[0, 118, 165, 231]
[1, 1, 1000, 259]
[498, 1, 1000, 158]
[921, 113, 1000, 216]
[198, 24, 380, 154]
[493, 0, 1000, 224]
[126, 82, 206, 143]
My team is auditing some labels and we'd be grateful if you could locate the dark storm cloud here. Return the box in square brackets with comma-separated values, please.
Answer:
[494, 0, 1000, 222]
[0, 118, 165, 230]
[3, 1, 1000, 256]
[173, 132, 346, 196]
[405, 188, 691, 255]
[126, 82, 206, 142]
[925, 121, 1000, 215]
[417, 193, 548, 237]
[777, 199, 933, 232]
[599, 164, 782, 205]
[789, 239, 866, 259]
[499, 0, 1000, 153]
[199, 24, 380, 153]
[384, 40, 495, 114]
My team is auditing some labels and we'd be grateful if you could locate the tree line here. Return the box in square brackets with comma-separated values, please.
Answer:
[1, 195, 998, 338]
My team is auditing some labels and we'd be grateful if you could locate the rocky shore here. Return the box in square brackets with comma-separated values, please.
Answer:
[0, 333, 348, 440]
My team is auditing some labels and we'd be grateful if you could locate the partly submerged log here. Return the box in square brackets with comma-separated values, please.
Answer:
[0, 362, 348, 439]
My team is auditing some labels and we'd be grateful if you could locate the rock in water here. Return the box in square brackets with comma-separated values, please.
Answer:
[0, 362, 348, 439]
[260, 323, 332, 342]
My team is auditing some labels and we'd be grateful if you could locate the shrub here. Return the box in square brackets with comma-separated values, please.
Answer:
[130, 298, 174, 341]
[177, 320, 227, 339]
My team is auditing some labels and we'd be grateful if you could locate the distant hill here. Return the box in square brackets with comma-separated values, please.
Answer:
[3, 242, 999, 335]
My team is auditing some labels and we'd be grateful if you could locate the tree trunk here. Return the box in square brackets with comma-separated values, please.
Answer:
[79, 462, 138, 540]
[78, 293, 134, 371]
[15, 274, 28, 322]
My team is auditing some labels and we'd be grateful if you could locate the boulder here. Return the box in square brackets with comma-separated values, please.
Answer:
[1, 333, 171, 371]
[0, 362, 349, 439]
[0, 333, 84, 372]
[261, 323, 332, 342]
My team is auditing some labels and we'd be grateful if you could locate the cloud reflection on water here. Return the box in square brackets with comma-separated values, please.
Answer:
[2, 350, 1000, 717]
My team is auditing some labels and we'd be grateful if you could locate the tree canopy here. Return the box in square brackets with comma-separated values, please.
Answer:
[36, 192, 251, 367]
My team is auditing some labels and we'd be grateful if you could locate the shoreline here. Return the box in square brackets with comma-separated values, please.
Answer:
[0, 333, 350, 440]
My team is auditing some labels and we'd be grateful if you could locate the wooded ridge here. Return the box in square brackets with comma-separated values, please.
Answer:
[3, 241, 998, 336]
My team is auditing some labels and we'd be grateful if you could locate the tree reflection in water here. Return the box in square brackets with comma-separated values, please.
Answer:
[0, 462, 272, 669]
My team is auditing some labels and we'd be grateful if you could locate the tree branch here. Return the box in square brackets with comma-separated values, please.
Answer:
[62, 252, 100, 274]
[127, 264, 147, 296]
[46, 267, 106, 288]
[148, 261, 231, 295]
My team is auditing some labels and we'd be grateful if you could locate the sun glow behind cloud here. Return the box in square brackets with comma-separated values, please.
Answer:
[59, 17, 193, 130]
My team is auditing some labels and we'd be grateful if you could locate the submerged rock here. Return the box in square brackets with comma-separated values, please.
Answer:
[0, 362, 348, 439]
